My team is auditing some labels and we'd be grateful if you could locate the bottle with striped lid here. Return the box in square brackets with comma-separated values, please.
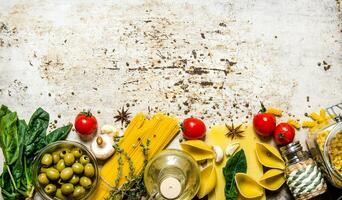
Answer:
[280, 141, 327, 200]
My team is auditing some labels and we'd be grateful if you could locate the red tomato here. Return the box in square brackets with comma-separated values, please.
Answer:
[182, 117, 206, 140]
[274, 123, 295, 145]
[74, 111, 98, 136]
[253, 113, 276, 137]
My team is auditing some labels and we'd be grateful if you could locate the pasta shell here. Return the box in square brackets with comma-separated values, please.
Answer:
[197, 163, 217, 198]
[255, 143, 285, 169]
[180, 140, 215, 161]
[258, 169, 285, 191]
[235, 173, 264, 198]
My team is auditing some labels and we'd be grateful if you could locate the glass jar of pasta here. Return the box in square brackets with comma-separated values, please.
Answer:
[306, 104, 342, 188]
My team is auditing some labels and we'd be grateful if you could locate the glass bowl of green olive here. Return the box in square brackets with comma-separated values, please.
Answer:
[33, 141, 98, 200]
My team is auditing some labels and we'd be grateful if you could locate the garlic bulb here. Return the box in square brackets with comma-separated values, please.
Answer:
[91, 134, 115, 160]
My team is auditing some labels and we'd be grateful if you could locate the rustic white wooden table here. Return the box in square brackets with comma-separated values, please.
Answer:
[0, 0, 341, 199]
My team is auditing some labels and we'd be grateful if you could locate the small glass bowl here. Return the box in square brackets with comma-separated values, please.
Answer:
[32, 141, 99, 200]
[144, 149, 200, 200]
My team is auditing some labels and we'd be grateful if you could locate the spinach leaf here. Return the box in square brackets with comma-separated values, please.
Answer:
[223, 149, 247, 200]
[0, 164, 21, 200]
[34, 122, 73, 153]
[0, 112, 19, 165]
[25, 108, 49, 157]
[0, 105, 11, 119]
[46, 123, 73, 143]
[12, 120, 27, 187]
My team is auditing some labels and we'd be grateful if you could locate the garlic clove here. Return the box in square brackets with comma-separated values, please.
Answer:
[212, 145, 224, 163]
[101, 124, 119, 136]
[225, 142, 240, 157]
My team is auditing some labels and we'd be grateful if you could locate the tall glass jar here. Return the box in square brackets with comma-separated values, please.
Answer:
[306, 107, 342, 188]
[280, 141, 327, 200]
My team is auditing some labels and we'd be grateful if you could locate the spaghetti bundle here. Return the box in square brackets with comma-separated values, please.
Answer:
[90, 112, 179, 199]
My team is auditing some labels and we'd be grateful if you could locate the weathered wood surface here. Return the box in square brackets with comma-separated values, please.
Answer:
[0, 0, 341, 199]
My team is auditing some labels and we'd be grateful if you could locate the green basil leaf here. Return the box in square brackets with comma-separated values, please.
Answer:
[25, 108, 49, 157]
[0, 112, 19, 165]
[223, 149, 247, 200]
[46, 123, 72, 143]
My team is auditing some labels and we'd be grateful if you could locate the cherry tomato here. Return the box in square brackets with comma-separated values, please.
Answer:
[181, 117, 206, 140]
[74, 111, 98, 136]
[253, 113, 276, 137]
[274, 123, 295, 145]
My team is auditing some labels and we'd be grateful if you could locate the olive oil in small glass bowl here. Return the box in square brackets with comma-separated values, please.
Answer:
[33, 141, 99, 200]
[144, 149, 200, 200]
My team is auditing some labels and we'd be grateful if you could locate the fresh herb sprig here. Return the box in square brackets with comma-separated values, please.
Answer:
[107, 140, 150, 200]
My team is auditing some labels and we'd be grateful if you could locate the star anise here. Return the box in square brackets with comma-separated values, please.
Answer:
[225, 123, 244, 139]
[114, 106, 131, 126]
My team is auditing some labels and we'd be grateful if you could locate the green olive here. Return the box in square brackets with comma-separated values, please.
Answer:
[64, 153, 75, 166]
[38, 173, 49, 185]
[84, 163, 95, 177]
[60, 167, 74, 181]
[44, 184, 56, 195]
[79, 155, 90, 165]
[59, 148, 70, 158]
[72, 186, 86, 198]
[40, 167, 49, 173]
[80, 176, 92, 189]
[71, 147, 83, 158]
[52, 151, 60, 164]
[55, 188, 67, 200]
[56, 159, 66, 172]
[41, 153, 53, 167]
[72, 163, 84, 174]
[46, 168, 60, 181]
[61, 183, 74, 195]
[69, 175, 79, 185]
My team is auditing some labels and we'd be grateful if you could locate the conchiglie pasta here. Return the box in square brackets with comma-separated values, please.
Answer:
[197, 163, 217, 198]
[235, 173, 264, 198]
[180, 140, 214, 161]
[256, 143, 285, 169]
[258, 169, 285, 191]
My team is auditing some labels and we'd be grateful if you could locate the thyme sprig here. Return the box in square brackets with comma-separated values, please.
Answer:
[107, 140, 150, 200]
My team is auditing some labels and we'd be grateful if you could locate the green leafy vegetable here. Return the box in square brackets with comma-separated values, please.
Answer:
[0, 105, 72, 200]
[223, 149, 247, 200]
[46, 123, 73, 143]
[0, 105, 11, 119]
[12, 120, 27, 188]
[25, 108, 49, 157]
[0, 112, 19, 165]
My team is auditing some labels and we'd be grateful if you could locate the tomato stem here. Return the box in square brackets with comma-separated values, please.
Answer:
[259, 102, 267, 113]
[279, 133, 285, 139]
[81, 110, 92, 117]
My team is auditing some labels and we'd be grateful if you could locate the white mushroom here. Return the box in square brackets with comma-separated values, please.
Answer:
[212, 145, 224, 163]
[91, 134, 115, 160]
[101, 124, 119, 136]
[225, 142, 240, 157]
